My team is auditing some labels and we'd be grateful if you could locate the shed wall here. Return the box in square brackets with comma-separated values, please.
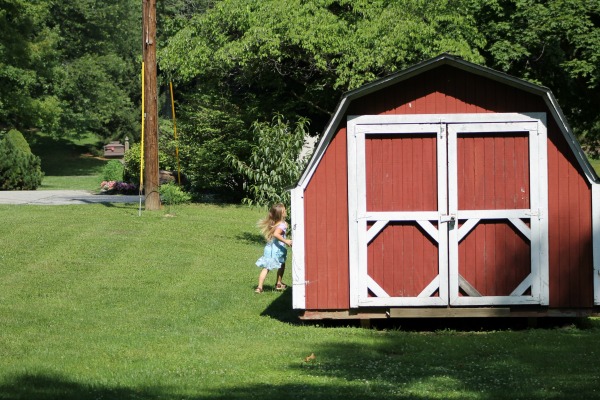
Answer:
[302, 65, 593, 310]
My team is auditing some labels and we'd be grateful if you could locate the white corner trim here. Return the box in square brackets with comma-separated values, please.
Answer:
[593, 184, 600, 305]
[291, 187, 306, 309]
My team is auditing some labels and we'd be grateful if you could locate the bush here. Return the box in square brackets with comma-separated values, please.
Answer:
[123, 142, 141, 183]
[227, 114, 311, 208]
[101, 160, 124, 182]
[0, 131, 43, 190]
[123, 140, 175, 185]
[159, 182, 191, 205]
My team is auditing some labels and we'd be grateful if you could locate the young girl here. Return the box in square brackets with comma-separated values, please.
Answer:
[255, 203, 292, 293]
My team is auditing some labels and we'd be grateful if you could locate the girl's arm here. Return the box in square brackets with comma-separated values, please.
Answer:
[273, 226, 292, 246]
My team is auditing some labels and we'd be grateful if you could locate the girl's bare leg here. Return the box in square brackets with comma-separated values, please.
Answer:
[257, 268, 269, 290]
[276, 263, 285, 286]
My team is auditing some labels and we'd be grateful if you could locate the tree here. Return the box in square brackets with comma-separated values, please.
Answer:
[162, 0, 484, 129]
[160, 0, 484, 196]
[472, 0, 600, 153]
[0, 0, 141, 142]
[0, 0, 60, 132]
[45, 0, 140, 141]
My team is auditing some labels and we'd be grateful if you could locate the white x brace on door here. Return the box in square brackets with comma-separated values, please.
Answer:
[348, 113, 549, 308]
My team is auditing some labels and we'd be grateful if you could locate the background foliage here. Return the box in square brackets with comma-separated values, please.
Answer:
[1, 0, 599, 198]
[228, 115, 310, 208]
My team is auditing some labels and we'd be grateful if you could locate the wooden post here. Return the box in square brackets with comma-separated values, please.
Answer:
[142, 0, 160, 210]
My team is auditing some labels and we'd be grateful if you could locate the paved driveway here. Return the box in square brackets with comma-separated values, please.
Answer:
[0, 190, 144, 205]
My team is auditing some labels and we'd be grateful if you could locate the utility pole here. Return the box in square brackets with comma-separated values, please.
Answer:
[142, 0, 160, 210]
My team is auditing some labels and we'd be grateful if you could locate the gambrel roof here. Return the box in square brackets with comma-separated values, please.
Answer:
[297, 53, 598, 188]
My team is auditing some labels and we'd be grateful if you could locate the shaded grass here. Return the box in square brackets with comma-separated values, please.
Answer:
[1, 203, 600, 399]
[25, 132, 108, 191]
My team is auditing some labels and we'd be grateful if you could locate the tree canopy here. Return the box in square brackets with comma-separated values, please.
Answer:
[161, 0, 485, 129]
[0, 0, 139, 140]
[1, 0, 599, 200]
[474, 0, 600, 153]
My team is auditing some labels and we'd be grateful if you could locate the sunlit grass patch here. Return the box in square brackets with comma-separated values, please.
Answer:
[1, 204, 600, 399]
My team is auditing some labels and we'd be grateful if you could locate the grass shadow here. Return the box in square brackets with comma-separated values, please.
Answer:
[261, 288, 302, 324]
[26, 132, 106, 176]
[235, 231, 264, 246]
[0, 372, 167, 400]
[0, 372, 451, 400]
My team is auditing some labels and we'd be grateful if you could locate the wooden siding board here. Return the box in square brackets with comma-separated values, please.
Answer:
[382, 137, 394, 210]
[557, 148, 571, 306]
[325, 128, 338, 308]
[413, 224, 424, 296]
[497, 220, 507, 294]
[391, 137, 402, 210]
[402, 139, 413, 210]
[505, 136, 517, 208]
[337, 128, 350, 308]
[518, 135, 530, 209]
[496, 136, 506, 209]
[580, 178, 593, 305]
[568, 158, 580, 306]
[304, 158, 318, 309]
[423, 136, 437, 210]
[547, 140, 560, 305]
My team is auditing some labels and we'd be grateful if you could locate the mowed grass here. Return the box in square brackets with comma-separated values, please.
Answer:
[25, 132, 108, 191]
[1, 203, 600, 399]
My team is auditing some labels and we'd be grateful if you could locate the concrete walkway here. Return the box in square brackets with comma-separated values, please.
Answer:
[0, 190, 144, 205]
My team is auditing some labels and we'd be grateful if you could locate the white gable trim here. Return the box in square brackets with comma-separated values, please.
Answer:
[594, 184, 600, 305]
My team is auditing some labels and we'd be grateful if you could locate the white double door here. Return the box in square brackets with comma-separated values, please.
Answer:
[347, 113, 549, 308]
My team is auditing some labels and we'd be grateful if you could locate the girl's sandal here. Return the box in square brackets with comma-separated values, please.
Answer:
[254, 287, 264, 294]
[275, 283, 287, 291]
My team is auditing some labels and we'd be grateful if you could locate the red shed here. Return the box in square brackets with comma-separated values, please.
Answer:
[290, 54, 600, 320]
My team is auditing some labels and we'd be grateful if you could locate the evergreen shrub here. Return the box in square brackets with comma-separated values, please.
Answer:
[6, 129, 32, 153]
[0, 130, 43, 190]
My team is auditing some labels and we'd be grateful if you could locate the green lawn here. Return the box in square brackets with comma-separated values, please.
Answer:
[1, 203, 600, 399]
[25, 132, 108, 191]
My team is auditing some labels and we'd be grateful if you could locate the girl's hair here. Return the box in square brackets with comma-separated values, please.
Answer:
[257, 203, 286, 241]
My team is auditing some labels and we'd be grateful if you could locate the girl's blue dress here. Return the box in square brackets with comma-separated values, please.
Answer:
[256, 222, 287, 270]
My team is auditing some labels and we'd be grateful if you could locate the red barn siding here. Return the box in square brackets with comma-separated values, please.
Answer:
[367, 223, 439, 298]
[366, 135, 438, 211]
[547, 119, 593, 307]
[456, 132, 532, 296]
[457, 134, 530, 210]
[364, 134, 439, 298]
[304, 129, 349, 309]
[302, 64, 594, 311]
[459, 221, 531, 297]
